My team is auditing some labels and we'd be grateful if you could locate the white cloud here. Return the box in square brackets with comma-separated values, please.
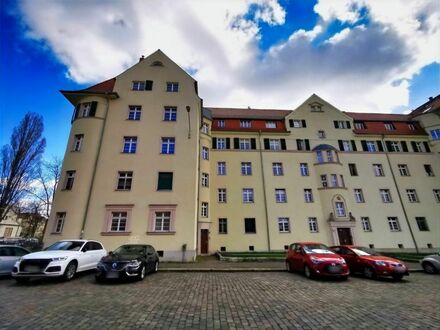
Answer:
[17, 0, 439, 113]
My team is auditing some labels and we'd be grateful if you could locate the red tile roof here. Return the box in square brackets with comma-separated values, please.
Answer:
[82, 78, 116, 93]
[344, 112, 411, 122]
[410, 94, 440, 117]
[208, 107, 291, 119]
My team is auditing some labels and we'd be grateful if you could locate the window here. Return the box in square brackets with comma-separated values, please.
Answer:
[408, 123, 416, 130]
[132, 80, 153, 91]
[201, 173, 209, 187]
[355, 121, 366, 129]
[430, 129, 440, 140]
[415, 217, 429, 231]
[386, 141, 401, 152]
[164, 107, 177, 121]
[201, 202, 209, 217]
[219, 218, 228, 234]
[412, 142, 424, 152]
[241, 162, 252, 175]
[72, 134, 83, 152]
[155, 212, 171, 231]
[269, 139, 281, 150]
[77, 102, 96, 118]
[398, 164, 410, 176]
[361, 217, 371, 232]
[242, 188, 254, 203]
[334, 120, 351, 129]
[348, 163, 358, 176]
[123, 136, 137, 153]
[128, 105, 142, 120]
[434, 189, 440, 203]
[406, 189, 419, 202]
[217, 162, 226, 175]
[340, 140, 351, 151]
[318, 130, 326, 139]
[366, 141, 377, 152]
[272, 162, 283, 176]
[3, 228, 13, 238]
[200, 146, 208, 160]
[216, 138, 226, 149]
[64, 171, 75, 190]
[201, 123, 209, 134]
[244, 218, 256, 233]
[387, 217, 400, 231]
[218, 188, 227, 203]
[266, 121, 276, 128]
[161, 137, 175, 154]
[110, 212, 127, 232]
[308, 217, 318, 232]
[54, 212, 66, 233]
[240, 120, 251, 128]
[320, 175, 328, 187]
[354, 189, 365, 203]
[166, 82, 179, 92]
[217, 120, 225, 128]
[116, 171, 133, 190]
[424, 164, 434, 176]
[326, 150, 334, 162]
[373, 164, 384, 176]
[330, 174, 338, 187]
[384, 122, 396, 130]
[316, 150, 324, 163]
[300, 163, 309, 176]
[296, 139, 310, 151]
[291, 119, 305, 128]
[278, 217, 290, 233]
[304, 189, 313, 203]
[310, 104, 322, 112]
[239, 138, 251, 150]
[335, 201, 346, 217]
[157, 172, 173, 190]
[275, 189, 287, 203]
[380, 189, 392, 203]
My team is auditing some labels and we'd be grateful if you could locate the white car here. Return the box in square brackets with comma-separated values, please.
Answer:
[12, 240, 106, 283]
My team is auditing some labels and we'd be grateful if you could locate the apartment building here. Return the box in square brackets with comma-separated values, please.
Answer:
[44, 50, 440, 260]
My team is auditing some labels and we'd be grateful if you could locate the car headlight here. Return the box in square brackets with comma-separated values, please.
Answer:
[127, 260, 141, 268]
[310, 257, 321, 264]
[52, 257, 68, 261]
[340, 259, 346, 264]
[375, 260, 387, 266]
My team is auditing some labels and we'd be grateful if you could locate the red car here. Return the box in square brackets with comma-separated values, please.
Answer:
[330, 245, 409, 280]
[285, 242, 349, 279]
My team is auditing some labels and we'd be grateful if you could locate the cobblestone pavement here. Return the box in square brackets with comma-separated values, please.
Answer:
[0, 271, 438, 329]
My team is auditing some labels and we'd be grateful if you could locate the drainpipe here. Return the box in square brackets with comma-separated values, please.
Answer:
[258, 131, 271, 251]
[79, 97, 110, 238]
[195, 101, 202, 258]
[381, 135, 419, 253]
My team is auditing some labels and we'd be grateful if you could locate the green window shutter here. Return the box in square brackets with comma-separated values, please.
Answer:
[264, 139, 270, 150]
[301, 120, 306, 128]
[346, 121, 351, 129]
[423, 142, 431, 152]
[226, 138, 230, 149]
[351, 140, 357, 151]
[338, 140, 344, 151]
[361, 140, 367, 151]
[157, 172, 173, 190]
[250, 138, 256, 150]
[401, 141, 408, 152]
[234, 138, 239, 149]
[89, 101, 97, 117]
[280, 139, 286, 150]
[376, 141, 384, 152]
[289, 119, 294, 127]
[145, 80, 153, 90]
[305, 139, 310, 151]
[72, 103, 81, 122]
[212, 138, 217, 149]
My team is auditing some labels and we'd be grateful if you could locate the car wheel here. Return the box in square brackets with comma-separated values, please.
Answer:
[153, 261, 159, 273]
[422, 262, 438, 274]
[363, 266, 376, 279]
[63, 261, 77, 281]
[138, 265, 146, 281]
[285, 261, 292, 273]
[304, 265, 313, 279]
[392, 274, 403, 281]
[95, 275, 104, 283]
[15, 278, 29, 284]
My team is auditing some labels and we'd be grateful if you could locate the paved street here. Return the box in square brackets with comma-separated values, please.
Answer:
[0, 271, 439, 329]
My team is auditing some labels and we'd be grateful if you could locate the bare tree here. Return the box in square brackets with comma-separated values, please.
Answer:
[0, 113, 46, 221]
[18, 201, 47, 240]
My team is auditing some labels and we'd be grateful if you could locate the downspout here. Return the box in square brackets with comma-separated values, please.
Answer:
[258, 131, 271, 251]
[381, 135, 419, 253]
[194, 99, 203, 258]
[79, 97, 110, 238]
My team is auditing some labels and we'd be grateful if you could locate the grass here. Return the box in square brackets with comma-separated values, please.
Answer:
[380, 252, 430, 262]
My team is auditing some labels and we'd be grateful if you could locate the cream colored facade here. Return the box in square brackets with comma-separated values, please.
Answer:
[44, 51, 440, 260]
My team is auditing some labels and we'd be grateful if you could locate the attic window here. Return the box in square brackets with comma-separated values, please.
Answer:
[310, 103, 323, 112]
[151, 61, 164, 67]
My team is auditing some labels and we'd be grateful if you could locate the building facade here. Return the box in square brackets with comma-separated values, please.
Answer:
[44, 50, 440, 260]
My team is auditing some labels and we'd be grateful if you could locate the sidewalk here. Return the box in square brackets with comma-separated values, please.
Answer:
[159, 256, 423, 272]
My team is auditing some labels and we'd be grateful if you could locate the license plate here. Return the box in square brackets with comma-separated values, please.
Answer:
[394, 267, 406, 273]
[106, 271, 119, 279]
[24, 266, 41, 273]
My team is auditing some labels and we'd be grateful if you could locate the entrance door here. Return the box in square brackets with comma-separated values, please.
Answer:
[201, 229, 209, 254]
[337, 228, 353, 245]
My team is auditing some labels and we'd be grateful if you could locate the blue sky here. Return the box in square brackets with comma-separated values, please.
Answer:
[1, 0, 439, 160]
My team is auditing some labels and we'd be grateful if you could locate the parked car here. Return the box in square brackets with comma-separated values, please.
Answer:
[0, 245, 31, 276]
[0, 238, 42, 252]
[12, 240, 107, 283]
[420, 252, 440, 274]
[95, 244, 159, 282]
[285, 242, 349, 279]
[330, 245, 409, 280]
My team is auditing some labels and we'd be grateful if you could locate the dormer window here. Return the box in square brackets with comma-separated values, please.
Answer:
[408, 123, 415, 130]
[240, 120, 251, 128]
[151, 61, 164, 67]
[384, 122, 395, 130]
[354, 121, 366, 129]
[310, 103, 323, 112]
[266, 121, 276, 128]
[217, 120, 225, 128]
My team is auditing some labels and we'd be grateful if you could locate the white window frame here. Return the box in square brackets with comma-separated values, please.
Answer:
[164, 107, 177, 121]
[161, 137, 175, 154]
[300, 163, 309, 176]
[316, 150, 324, 163]
[216, 138, 226, 149]
[266, 121, 276, 128]
[241, 162, 252, 175]
[202, 147, 209, 160]
[355, 122, 365, 129]
[342, 140, 351, 151]
[79, 102, 91, 117]
[406, 189, 418, 202]
[239, 138, 251, 150]
[320, 175, 328, 188]
[430, 129, 440, 140]
[217, 162, 226, 175]
[201, 202, 209, 217]
[128, 105, 142, 120]
[434, 189, 440, 203]
[166, 82, 179, 92]
[110, 211, 128, 232]
[304, 189, 313, 203]
[242, 188, 254, 203]
[275, 189, 287, 203]
[269, 139, 281, 150]
[330, 174, 338, 187]
[384, 123, 395, 131]
[201, 122, 209, 134]
[219, 218, 228, 234]
[335, 201, 346, 217]
[64, 171, 75, 190]
[354, 189, 365, 203]
[217, 120, 225, 128]
[240, 120, 251, 128]
[366, 141, 377, 152]
[361, 217, 372, 232]
[398, 164, 410, 176]
[308, 217, 318, 232]
[154, 211, 171, 232]
[373, 164, 384, 176]
[326, 150, 334, 162]
[380, 189, 392, 203]
[123, 136, 137, 153]
[72, 134, 83, 152]
[218, 189, 227, 203]
[201, 173, 209, 187]
[387, 217, 400, 231]
[292, 120, 302, 128]
[388, 141, 401, 152]
[132, 81, 146, 91]
[117, 171, 133, 190]
[54, 212, 66, 233]
[272, 163, 283, 176]
[278, 217, 290, 233]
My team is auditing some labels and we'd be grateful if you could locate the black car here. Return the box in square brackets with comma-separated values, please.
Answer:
[95, 244, 159, 282]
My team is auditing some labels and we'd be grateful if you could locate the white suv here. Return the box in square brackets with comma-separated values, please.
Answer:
[12, 240, 107, 283]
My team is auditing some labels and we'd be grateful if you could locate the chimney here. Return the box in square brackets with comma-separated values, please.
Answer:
[247, 106, 251, 109]
[429, 96, 433, 101]
[139, 55, 145, 62]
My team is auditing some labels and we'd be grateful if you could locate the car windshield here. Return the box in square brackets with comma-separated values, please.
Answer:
[303, 244, 334, 254]
[46, 241, 84, 251]
[113, 245, 145, 256]
[352, 246, 381, 256]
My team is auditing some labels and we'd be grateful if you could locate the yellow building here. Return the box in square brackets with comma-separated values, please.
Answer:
[44, 50, 440, 260]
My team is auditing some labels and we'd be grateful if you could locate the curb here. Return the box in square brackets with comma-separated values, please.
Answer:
[159, 268, 424, 273]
